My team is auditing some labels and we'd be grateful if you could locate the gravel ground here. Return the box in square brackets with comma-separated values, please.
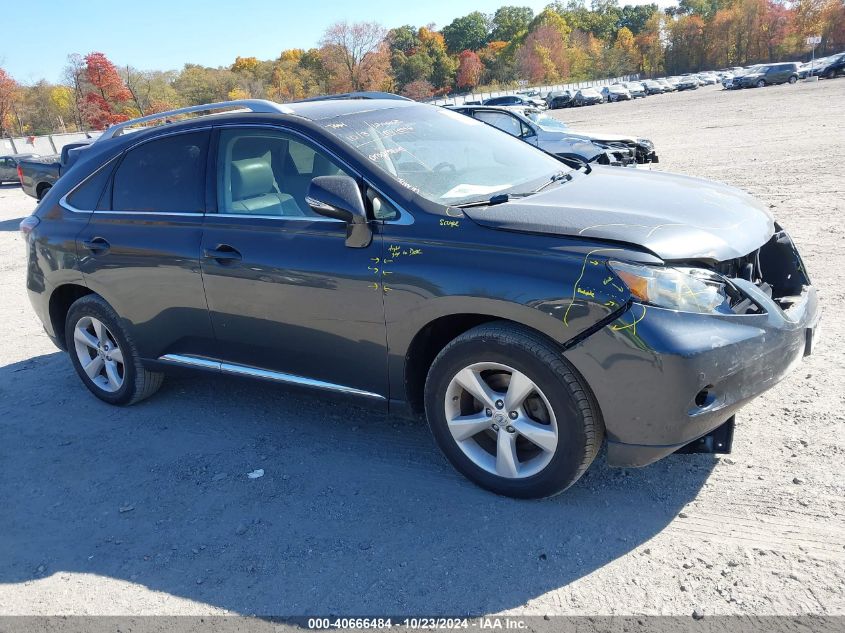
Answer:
[0, 81, 843, 618]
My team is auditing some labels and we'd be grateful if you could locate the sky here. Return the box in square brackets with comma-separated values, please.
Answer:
[1, 0, 677, 84]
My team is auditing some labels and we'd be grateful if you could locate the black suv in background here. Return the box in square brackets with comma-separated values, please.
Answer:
[22, 98, 820, 498]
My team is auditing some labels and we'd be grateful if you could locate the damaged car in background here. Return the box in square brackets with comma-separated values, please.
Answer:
[447, 104, 637, 167]
[22, 97, 820, 499]
[449, 104, 658, 165]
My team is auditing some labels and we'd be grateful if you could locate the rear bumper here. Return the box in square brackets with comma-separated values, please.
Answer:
[564, 280, 820, 468]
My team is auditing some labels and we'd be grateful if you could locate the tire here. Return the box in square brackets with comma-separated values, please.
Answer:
[424, 322, 604, 499]
[37, 184, 51, 201]
[788, 75, 797, 84]
[756, 79, 766, 88]
[65, 294, 164, 406]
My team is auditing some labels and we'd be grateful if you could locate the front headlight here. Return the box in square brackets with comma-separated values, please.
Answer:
[608, 261, 733, 314]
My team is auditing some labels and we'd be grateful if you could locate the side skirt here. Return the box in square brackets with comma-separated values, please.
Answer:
[156, 353, 387, 401]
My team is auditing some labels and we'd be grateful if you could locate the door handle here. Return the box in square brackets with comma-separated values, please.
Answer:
[82, 237, 110, 254]
[204, 245, 242, 263]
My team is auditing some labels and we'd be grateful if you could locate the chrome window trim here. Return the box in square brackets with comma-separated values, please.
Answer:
[211, 213, 340, 223]
[59, 154, 121, 214]
[61, 128, 213, 216]
[61, 122, 416, 225]
[158, 354, 386, 400]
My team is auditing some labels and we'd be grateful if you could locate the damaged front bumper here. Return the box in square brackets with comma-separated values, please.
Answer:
[563, 233, 820, 468]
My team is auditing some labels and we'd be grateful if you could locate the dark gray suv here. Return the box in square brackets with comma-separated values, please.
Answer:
[21, 98, 820, 498]
[740, 62, 800, 88]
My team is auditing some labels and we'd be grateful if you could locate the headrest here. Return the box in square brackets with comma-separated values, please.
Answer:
[232, 159, 274, 199]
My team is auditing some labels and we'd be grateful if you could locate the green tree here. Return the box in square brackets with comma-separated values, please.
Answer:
[619, 4, 660, 35]
[442, 11, 490, 53]
[491, 6, 534, 41]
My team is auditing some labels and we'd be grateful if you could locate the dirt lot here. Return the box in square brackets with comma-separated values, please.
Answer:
[0, 80, 843, 618]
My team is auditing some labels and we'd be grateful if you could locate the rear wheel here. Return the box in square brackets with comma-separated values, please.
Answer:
[788, 75, 797, 84]
[65, 294, 163, 405]
[424, 323, 603, 498]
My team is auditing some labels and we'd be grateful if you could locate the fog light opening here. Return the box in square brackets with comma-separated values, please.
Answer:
[695, 386, 714, 408]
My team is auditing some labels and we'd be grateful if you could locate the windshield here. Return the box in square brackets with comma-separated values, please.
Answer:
[525, 111, 569, 131]
[321, 105, 571, 205]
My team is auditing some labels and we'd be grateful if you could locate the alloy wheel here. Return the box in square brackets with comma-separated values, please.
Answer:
[444, 362, 558, 479]
[73, 316, 125, 393]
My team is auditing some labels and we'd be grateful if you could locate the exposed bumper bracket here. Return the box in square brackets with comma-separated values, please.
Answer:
[675, 416, 735, 455]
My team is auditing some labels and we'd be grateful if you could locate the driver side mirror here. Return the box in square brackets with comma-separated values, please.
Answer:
[306, 175, 372, 248]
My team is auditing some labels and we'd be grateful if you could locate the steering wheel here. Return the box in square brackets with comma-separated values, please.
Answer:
[433, 161, 457, 173]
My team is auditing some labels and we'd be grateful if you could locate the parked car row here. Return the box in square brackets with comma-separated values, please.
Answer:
[542, 73, 721, 109]
[799, 52, 845, 79]
[19, 94, 819, 499]
[721, 54, 843, 89]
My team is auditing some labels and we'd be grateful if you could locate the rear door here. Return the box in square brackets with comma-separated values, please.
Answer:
[768, 64, 786, 82]
[77, 130, 215, 360]
[199, 125, 388, 399]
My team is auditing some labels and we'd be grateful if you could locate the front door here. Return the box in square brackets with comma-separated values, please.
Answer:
[200, 126, 387, 398]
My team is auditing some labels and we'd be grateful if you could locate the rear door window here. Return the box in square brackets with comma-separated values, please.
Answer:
[474, 111, 523, 138]
[111, 131, 209, 212]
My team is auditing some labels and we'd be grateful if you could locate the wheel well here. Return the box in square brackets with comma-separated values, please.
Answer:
[404, 314, 552, 416]
[36, 182, 52, 200]
[49, 284, 93, 350]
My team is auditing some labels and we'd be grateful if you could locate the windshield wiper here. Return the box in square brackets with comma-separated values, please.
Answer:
[453, 193, 526, 209]
[533, 170, 575, 193]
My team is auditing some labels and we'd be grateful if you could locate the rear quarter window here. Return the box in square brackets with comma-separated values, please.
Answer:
[111, 131, 209, 212]
[66, 157, 118, 211]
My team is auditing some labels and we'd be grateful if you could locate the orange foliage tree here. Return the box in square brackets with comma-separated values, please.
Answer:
[81, 52, 132, 129]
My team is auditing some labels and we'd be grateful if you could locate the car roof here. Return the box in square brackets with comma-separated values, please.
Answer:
[93, 99, 422, 146]
[286, 98, 418, 120]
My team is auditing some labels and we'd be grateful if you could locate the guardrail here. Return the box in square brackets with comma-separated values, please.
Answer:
[429, 74, 641, 106]
[1, 131, 102, 157]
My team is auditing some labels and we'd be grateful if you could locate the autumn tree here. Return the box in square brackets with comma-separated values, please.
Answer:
[402, 79, 435, 100]
[456, 50, 484, 88]
[81, 52, 132, 129]
[0, 68, 21, 138]
[516, 25, 571, 83]
[320, 21, 389, 91]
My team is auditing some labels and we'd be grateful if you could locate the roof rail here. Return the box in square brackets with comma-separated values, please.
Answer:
[97, 99, 293, 142]
[293, 91, 413, 103]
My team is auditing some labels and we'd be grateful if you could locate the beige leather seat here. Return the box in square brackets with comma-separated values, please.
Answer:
[230, 157, 304, 217]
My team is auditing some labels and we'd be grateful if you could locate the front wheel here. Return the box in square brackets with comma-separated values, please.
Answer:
[788, 75, 797, 84]
[424, 323, 603, 498]
[756, 79, 766, 88]
[65, 294, 164, 405]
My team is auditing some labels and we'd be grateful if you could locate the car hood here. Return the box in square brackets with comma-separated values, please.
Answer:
[462, 166, 775, 262]
[563, 130, 638, 144]
[536, 137, 604, 161]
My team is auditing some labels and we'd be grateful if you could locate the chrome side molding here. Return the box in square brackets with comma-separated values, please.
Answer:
[158, 354, 386, 400]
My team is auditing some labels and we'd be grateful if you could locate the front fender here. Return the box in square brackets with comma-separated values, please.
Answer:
[380, 226, 638, 405]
